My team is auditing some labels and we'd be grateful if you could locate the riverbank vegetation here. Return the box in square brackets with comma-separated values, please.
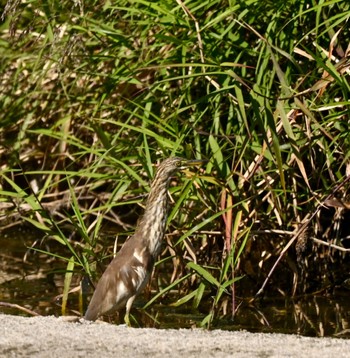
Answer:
[1, 0, 350, 327]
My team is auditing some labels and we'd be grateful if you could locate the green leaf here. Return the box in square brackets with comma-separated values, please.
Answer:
[170, 289, 199, 307]
[186, 262, 220, 288]
[143, 273, 192, 309]
[62, 257, 75, 316]
[193, 282, 206, 309]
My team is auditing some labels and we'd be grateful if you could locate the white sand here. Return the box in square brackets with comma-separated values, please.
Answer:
[0, 314, 349, 357]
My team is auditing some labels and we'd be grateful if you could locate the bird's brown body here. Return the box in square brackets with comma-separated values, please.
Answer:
[84, 157, 206, 323]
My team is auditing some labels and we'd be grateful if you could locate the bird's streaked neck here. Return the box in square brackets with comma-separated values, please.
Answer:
[136, 171, 174, 257]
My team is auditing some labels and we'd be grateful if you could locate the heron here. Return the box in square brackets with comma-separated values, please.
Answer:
[83, 157, 207, 324]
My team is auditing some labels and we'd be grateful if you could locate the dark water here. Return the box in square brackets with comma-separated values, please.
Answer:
[1, 227, 350, 338]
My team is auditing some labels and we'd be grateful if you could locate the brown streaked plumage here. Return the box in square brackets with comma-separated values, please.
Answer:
[84, 157, 207, 324]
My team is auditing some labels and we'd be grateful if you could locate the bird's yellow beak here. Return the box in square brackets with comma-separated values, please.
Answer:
[180, 159, 208, 170]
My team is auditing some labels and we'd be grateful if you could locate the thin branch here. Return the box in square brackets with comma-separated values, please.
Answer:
[0, 302, 41, 316]
[312, 237, 350, 252]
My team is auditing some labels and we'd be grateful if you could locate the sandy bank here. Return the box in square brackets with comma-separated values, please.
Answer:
[0, 313, 349, 357]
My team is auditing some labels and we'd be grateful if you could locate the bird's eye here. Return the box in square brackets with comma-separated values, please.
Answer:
[176, 161, 182, 167]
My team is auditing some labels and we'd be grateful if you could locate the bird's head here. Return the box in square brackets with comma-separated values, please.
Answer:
[156, 157, 208, 177]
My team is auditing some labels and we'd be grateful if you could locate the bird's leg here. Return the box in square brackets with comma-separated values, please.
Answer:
[124, 295, 136, 326]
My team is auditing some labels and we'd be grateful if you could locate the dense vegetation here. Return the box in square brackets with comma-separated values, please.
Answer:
[1, 0, 350, 327]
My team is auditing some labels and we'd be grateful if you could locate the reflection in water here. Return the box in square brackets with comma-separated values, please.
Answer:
[1, 228, 350, 337]
[228, 294, 350, 337]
